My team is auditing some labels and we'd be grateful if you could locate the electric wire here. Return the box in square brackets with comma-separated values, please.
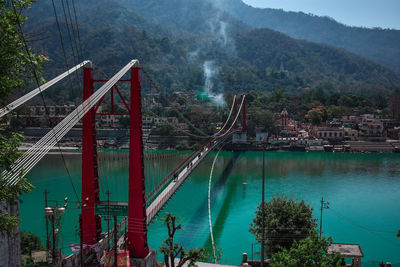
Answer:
[329, 208, 397, 234]
[71, 0, 83, 59]
[9, 0, 80, 201]
[51, 0, 71, 80]
[50, 0, 82, 97]
[329, 208, 400, 248]
[65, 0, 81, 62]
[60, 0, 78, 68]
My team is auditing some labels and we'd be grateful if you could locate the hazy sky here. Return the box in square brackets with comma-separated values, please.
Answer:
[242, 0, 400, 29]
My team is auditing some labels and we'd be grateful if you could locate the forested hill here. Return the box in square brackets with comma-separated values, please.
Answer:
[213, 0, 400, 72]
[20, 0, 400, 104]
[235, 28, 399, 90]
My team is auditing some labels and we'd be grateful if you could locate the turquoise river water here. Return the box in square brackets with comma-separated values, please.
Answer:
[20, 151, 400, 266]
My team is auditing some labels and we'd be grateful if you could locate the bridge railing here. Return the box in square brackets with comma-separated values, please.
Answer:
[145, 128, 239, 223]
[145, 128, 232, 206]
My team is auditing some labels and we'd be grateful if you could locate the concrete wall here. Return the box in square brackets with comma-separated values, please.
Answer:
[0, 201, 21, 267]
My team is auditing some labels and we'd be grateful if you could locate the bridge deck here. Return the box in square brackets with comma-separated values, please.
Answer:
[146, 144, 210, 223]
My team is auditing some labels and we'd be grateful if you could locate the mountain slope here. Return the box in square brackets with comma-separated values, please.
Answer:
[234, 28, 399, 88]
[213, 0, 400, 72]
[19, 0, 400, 104]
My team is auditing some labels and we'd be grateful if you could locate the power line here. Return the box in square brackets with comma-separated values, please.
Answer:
[65, 0, 81, 62]
[10, 0, 80, 202]
[50, 0, 80, 101]
[71, 0, 83, 59]
[329, 208, 397, 234]
[51, 0, 70, 73]
[60, 0, 77, 66]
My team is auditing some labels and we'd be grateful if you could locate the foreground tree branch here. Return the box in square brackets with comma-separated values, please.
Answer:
[159, 213, 206, 267]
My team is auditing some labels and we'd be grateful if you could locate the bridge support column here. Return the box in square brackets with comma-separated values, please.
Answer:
[128, 66, 149, 258]
[81, 63, 101, 244]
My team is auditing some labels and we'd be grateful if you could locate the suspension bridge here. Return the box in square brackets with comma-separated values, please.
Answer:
[1, 60, 246, 265]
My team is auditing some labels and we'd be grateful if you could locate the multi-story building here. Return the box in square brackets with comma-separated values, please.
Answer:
[359, 118, 384, 140]
[314, 127, 344, 141]
[344, 128, 358, 141]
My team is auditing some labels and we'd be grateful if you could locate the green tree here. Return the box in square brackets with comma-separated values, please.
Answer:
[118, 116, 130, 129]
[0, 128, 33, 237]
[249, 196, 317, 257]
[270, 230, 342, 267]
[249, 107, 278, 134]
[0, 0, 44, 101]
[159, 213, 206, 267]
[158, 124, 176, 136]
[327, 105, 343, 120]
[20, 231, 44, 255]
[308, 110, 324, 126]
[1, 0, 42, 238]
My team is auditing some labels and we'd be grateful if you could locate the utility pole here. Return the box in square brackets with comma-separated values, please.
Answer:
[44, 190, 49, 253]
[320, 197, 330, 238]
[44, 195, 67, 265]
[114, 215, 118, 267]
[51, 212, 56, 263]
[106, 190, 111, 251]
[80, 214, 84, 266]
[260, 150, 265, 267]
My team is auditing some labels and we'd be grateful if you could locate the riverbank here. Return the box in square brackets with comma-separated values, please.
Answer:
[19, 151, 400, 265]
[18, 140, 400, 154]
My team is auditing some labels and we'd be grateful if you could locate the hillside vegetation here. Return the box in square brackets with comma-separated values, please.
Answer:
[214, 0, 400, 72]
[18, 0, 400, 105]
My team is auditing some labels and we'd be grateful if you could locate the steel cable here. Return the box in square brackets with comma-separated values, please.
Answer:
[0, 61, 90, 118]
[3, 60, 138, 185]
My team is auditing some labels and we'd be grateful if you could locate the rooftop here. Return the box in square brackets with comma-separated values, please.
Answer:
[328, 243, 364, 258]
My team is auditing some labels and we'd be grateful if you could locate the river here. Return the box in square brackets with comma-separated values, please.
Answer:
[20, 151, 400, 266]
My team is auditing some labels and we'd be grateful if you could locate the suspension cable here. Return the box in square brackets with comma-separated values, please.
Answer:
[5, 63, 131, 183]
[213, 95, 236, 137]
[0, 60, 90, 118]
[208, 146, 223, 264]
[3, 60, 138, 186]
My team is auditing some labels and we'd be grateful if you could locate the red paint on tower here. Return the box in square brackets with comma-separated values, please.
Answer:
[128, 67, 149, 258]
[81, 66, 100, 244]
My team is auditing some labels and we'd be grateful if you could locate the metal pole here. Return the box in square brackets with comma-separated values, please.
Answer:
[107, 190, 110, 251]
[114, 215, 118, 267]
[44, 190, 50, 253]
[51, 214, 56, 264]
[80, 214, 84, 267]
[320, 197, 325, 238]
[261, 150, 265, 267]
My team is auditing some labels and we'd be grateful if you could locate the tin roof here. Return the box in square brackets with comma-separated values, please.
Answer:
[328, 243, 364, 258]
